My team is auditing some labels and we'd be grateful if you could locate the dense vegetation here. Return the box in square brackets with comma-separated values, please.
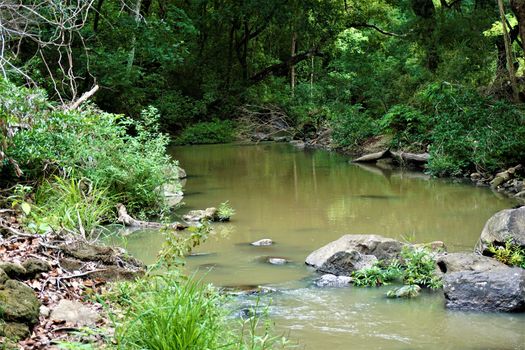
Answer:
[3, 0, 525, 176]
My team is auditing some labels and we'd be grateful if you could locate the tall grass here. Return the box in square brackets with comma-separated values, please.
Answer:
[30, 177, 115, 237]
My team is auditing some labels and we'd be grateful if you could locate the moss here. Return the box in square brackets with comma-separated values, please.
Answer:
[0, 280, 40, 324]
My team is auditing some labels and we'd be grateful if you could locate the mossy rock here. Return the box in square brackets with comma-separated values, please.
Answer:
[0, 262, 26, 279]
[0, 269, 8, 284]
[0, 321, 30, 340]
[22, 258, 51, 277]
[0, 280, 40, 323]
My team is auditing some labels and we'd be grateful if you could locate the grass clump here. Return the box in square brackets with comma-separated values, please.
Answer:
[352, 247, 442, 290]
[487, 241, 525, 269]
[217, 200, 236, 222]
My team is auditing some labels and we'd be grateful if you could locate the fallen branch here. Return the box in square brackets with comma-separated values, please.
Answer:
[117, 203, 187, 231]
[66, 84, 99, 111]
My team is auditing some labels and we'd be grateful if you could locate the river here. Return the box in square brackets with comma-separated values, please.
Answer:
[123, 143, 525, 350]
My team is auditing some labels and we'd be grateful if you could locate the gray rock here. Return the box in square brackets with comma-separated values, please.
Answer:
[317, 251, 378, 276]
[0, 280, 40, 323]
[436, 253, 508, 274]
[0, 262, 26, 279]
[266, 257, 290, 265]
[305, 234, 404, 276]
[176, 166, 187, 179]
[183, 207, 218, 222]
[443, 267, 525, 312]
[0, 268, 8, 284]
[50, 300, 100, 326]
[289, 140, 305, 149]
[315, 274, 352, 287]
[22, 258, 51, 277]
[475, 206, 525, 254]
[386, 285, 421, 298]
[251, 238, 273, 246]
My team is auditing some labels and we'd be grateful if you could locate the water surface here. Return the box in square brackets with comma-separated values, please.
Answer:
[123, 143, 524, 350]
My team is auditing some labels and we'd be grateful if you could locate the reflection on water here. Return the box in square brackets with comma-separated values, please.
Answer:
[122, 143, 524, 350]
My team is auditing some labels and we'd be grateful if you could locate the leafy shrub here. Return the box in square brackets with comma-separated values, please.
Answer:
[217, 201, 235, 222]
[175, 119, 236, 145]
[1, 80, 177, 216]
[417, 83, 525, 176]
[379, 104, 431, 149]
[352, 262, 402, 287]
[400, 247, 442, 289]
[330, 104, 379, 148]
[487, 241, 525, 269]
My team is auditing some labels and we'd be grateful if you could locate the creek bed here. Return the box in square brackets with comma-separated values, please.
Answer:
[123, 143, 525, 350]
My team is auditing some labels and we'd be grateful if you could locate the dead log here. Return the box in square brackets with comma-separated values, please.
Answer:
[390, 151, 430, 164]
[116, 204, 187, 230]
[352, 150, 390, 163]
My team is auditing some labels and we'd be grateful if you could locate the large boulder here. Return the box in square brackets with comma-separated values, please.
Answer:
[443, 267, 525, 312]
[305, 234, 404, 276]
[475, 206, 525, 254]
[314, 274, 352, 287]
[436, 253, 508, 274]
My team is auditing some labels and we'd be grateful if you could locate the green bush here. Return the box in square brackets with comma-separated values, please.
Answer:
[330, 104, 379, 148]
[174, 119, 236, 145]
[379, 104, 431, 149]
[418, 83, 525, 176]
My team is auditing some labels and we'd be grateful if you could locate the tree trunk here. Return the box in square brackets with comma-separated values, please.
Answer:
[511, 0, 525, 59]
[498, 0, 520, 101]
[126, 0, 142, 73]
[93, 0, 105, 32]
[290, 31, 297, 97]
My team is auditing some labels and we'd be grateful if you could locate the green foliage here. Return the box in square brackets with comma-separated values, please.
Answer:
[418, 83, 525, 176]
[1, 80, 178, 216]
[400, 247, 442, 289]
[330, 105, 379, 148]
[352, 248, 441, 290]
[115, 275, 227, 350]
[352, 262, 402, 287]
[217, 201, 235, 222]
[487, 241, 525, 269]
[379, 104, 431, 149]
[174, 120, 237, 145]
[29, 177, 115, 236]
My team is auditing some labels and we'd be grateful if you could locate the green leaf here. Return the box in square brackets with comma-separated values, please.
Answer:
[21, 202, 31, 215]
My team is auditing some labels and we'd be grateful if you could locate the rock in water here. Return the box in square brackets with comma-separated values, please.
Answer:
[251, 238, 274, 246]
[475, 206, 525, 254]
[443, 267, 525, 312]
[305, 234, 404, 276]
[50, 300, 100, 326]
[266, 257, 290, 265]
[315, 274, 352, 287]
[317, 250, 378, 276]
[436, 253, 508, 274]
[386, 285, 421, 298]
[183, 207, 219, 222]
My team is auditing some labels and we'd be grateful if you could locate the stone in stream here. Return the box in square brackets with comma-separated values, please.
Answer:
[50, 299, 101, 326]
[436, 253, 508, 274]
[251, 238, 274, 246]
[305, 234, 404, 276]
[183, 207, 219, 222]
[386, 285, 421, 298]
[314, 274, 352, 287]
[443, 267, 525, 312]
[220, 285, 277, 296]
[257, 256, 291, 265]
[475, 206, 525, 254]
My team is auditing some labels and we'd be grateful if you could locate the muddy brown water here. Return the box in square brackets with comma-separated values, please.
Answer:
[122, 143, 525, 350]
